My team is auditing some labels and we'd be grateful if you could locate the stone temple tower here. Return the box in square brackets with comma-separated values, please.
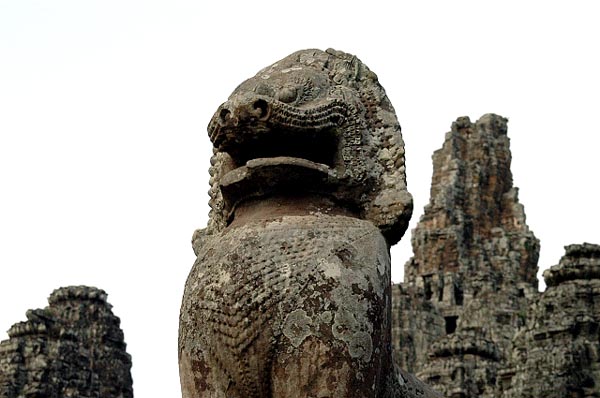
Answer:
[500, 243, 600, 397]
[0, 286, 133, 398]
[392, 114, 540, 397]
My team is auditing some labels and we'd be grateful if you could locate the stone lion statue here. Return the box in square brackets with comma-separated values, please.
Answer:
[179, 48, 440, 398]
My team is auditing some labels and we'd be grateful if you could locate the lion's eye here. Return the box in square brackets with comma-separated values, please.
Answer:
[277, 86, 298, 103]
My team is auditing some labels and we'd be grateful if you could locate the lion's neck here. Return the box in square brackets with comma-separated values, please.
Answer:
[228, 194, 358, 228]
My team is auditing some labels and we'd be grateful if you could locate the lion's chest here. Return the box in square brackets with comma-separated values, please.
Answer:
[183, 213, 389, 364]
[180, 214, 391, 395]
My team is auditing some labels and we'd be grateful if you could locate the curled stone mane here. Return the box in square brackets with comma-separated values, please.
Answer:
[202, 48, 412, 245]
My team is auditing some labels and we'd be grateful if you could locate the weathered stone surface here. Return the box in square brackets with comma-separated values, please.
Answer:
[0, 286, 133, 398]
[203, 48, 412, 246]
[392, 115, 540, 397]
[179, 48, 440, 398]
[392, 114, 600, 397]
[500, 243, 600, 398]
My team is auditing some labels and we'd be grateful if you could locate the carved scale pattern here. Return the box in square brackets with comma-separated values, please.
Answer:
[184, 215, 377, 397]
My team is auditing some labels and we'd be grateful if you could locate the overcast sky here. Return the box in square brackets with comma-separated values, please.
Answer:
[1, 1, 599, 396]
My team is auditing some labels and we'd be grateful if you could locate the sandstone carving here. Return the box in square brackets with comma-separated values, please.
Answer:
[1, 70, 595, 398]
[179, 48, 440, 398]
[0, 286, 133, 398]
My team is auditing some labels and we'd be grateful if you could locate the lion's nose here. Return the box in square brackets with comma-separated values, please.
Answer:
[251, 99, 270, 120]
[217, 97, 271, 128]
[218, 107, 234, 126]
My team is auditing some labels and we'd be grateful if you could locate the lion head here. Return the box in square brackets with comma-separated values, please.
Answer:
[204, 48, 412, 245]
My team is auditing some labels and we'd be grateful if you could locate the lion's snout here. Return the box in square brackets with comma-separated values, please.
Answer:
[210, 95, 272, 148]
[216, 96, 272, 127]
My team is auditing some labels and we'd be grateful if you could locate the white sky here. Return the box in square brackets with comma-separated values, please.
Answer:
[1, 1, 598, 396]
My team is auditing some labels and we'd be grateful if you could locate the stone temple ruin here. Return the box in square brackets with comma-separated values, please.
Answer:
[0, 286, 133, 398]
[392, 114, 600, 398]
[1, 49, 598, 398]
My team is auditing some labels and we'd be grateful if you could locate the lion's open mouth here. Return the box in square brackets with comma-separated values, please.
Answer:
[222, 127, 340, 170]
[216, 127, 344, 218]
[209, 95, 355, 219]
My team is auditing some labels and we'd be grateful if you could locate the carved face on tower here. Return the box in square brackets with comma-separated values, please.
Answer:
[206, 48, 412, 244]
